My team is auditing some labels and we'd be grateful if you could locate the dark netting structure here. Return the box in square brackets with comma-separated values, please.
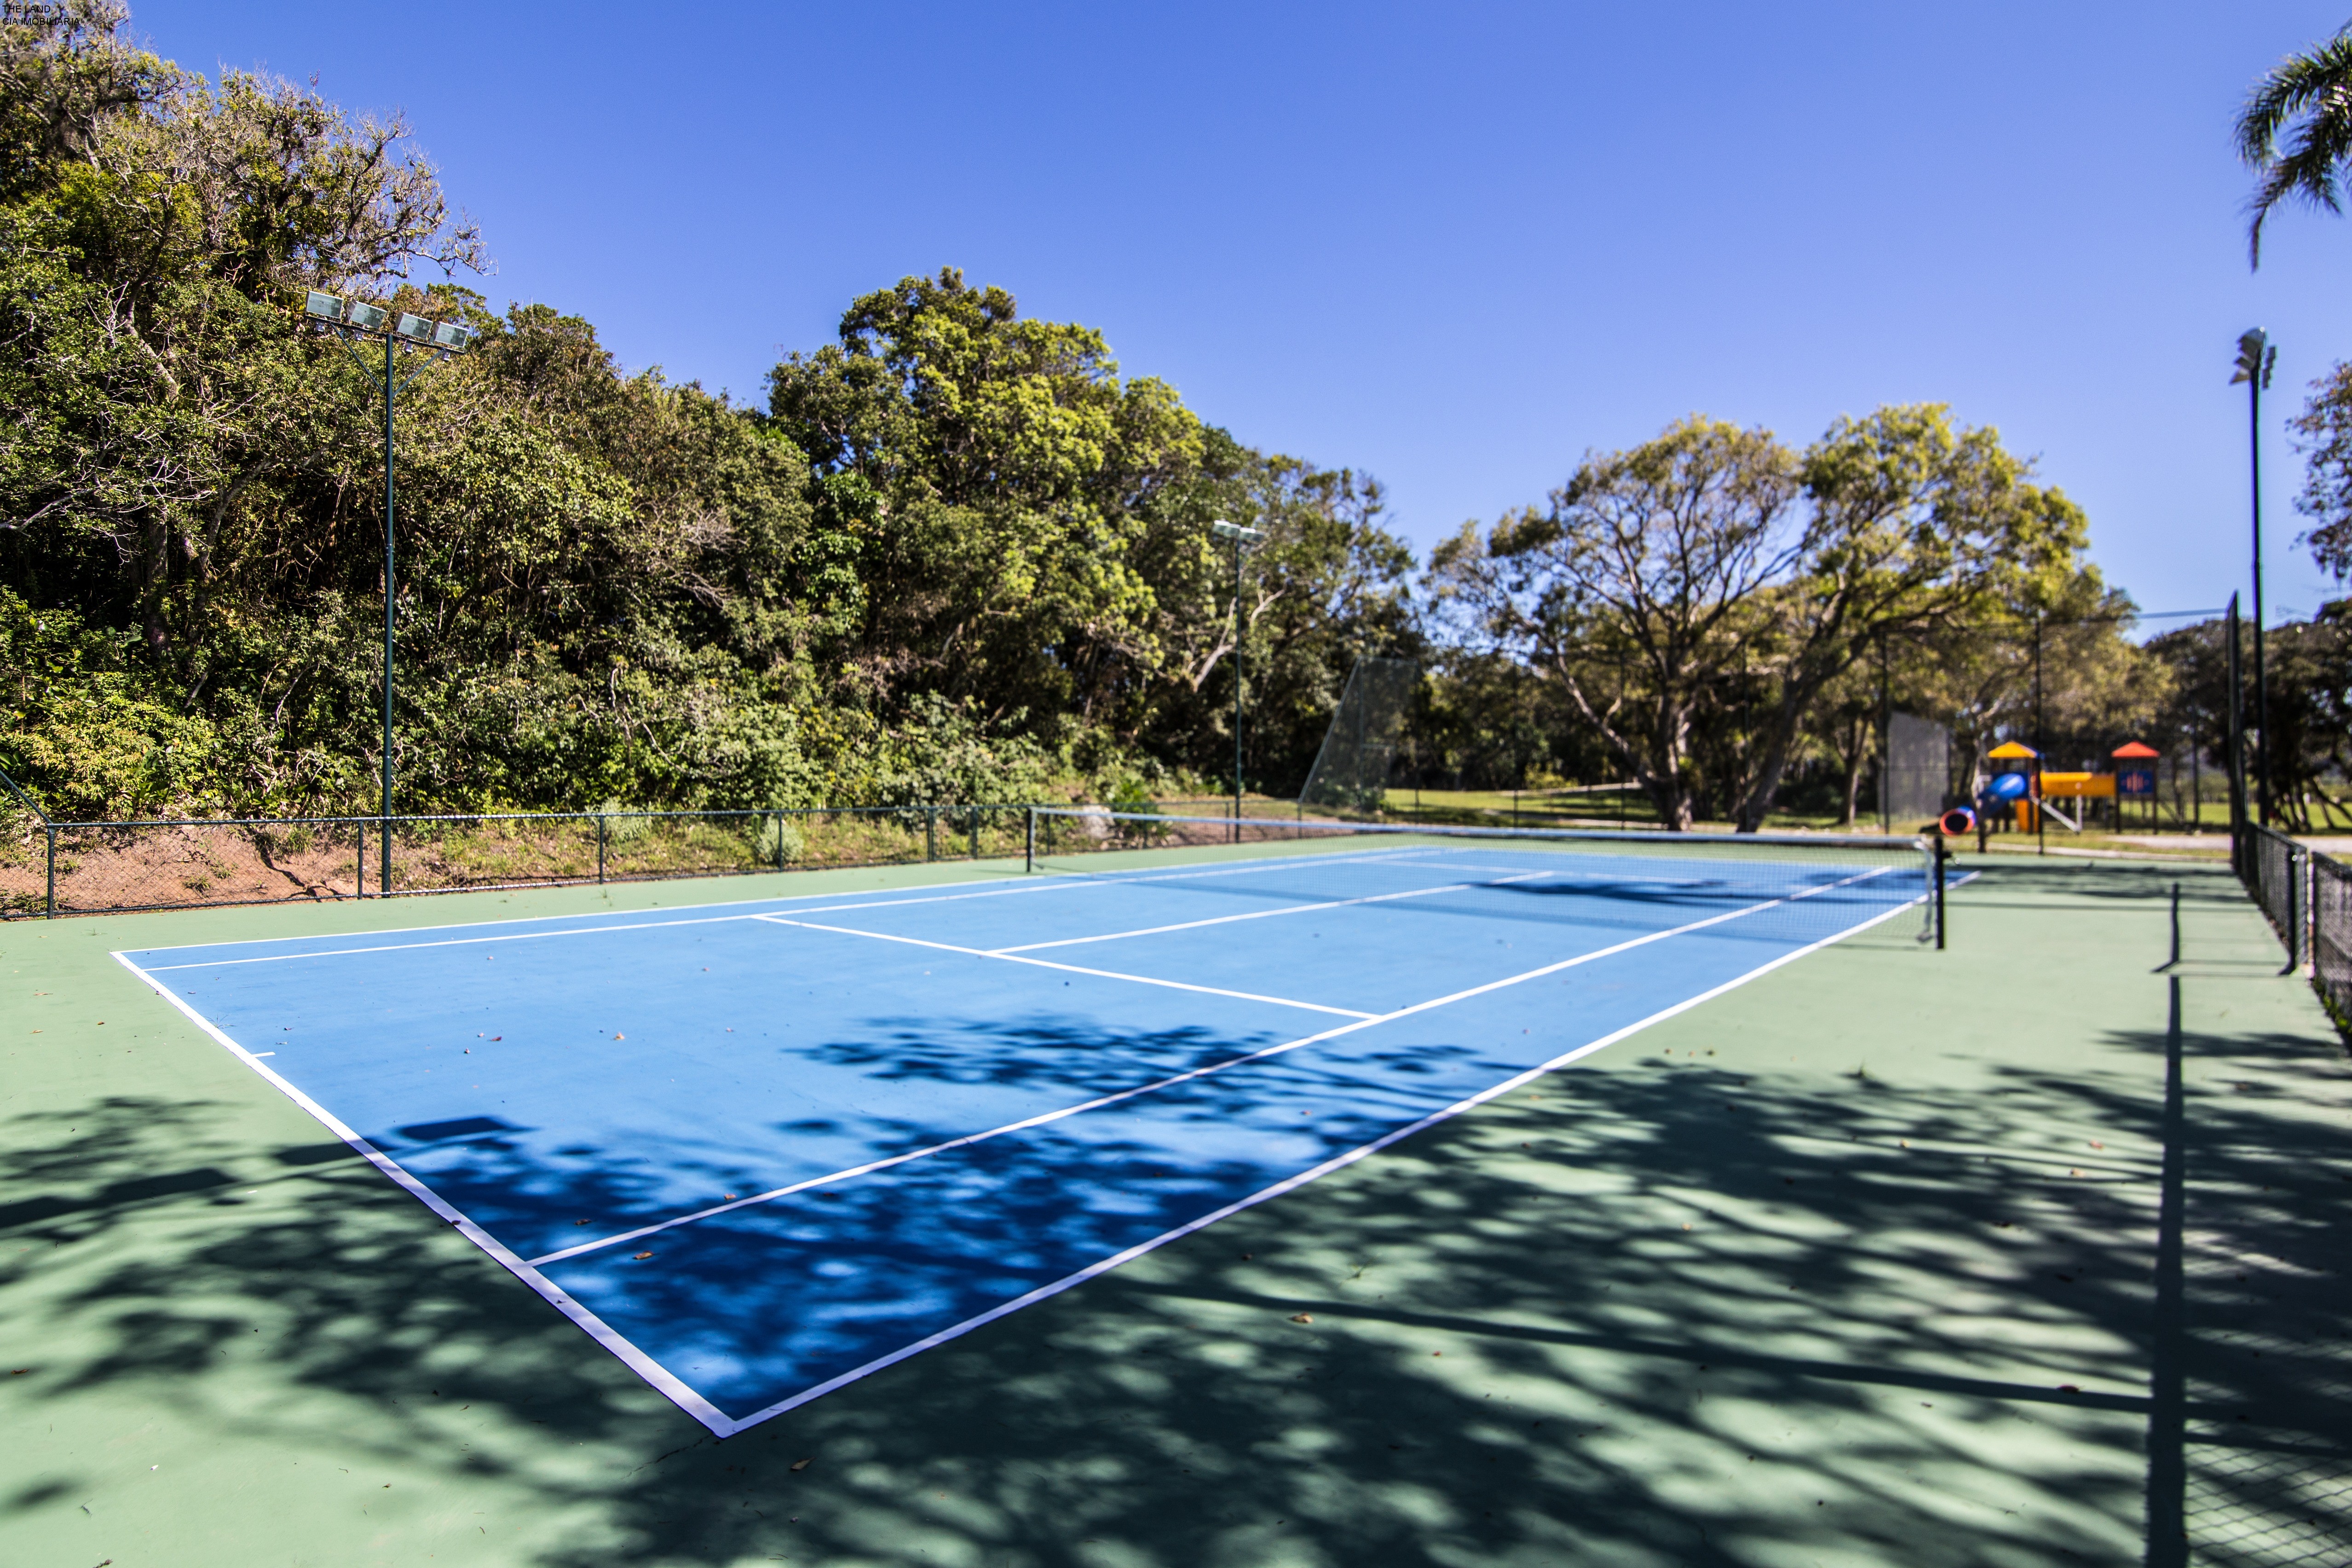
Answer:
[1020, 806, 1944, 948]
[1884, 711, 1951, 828]
[1299, 656, 1418, 815]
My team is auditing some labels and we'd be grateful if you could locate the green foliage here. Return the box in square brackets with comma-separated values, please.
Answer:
[0, 585, 216, 816]
[0, 29, 1397, 823]
[1433, 407, 2099, 830]
[2236, 23, 2352, 265]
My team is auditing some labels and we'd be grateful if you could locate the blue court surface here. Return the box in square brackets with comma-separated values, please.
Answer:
[115, 835, 1934, 1435]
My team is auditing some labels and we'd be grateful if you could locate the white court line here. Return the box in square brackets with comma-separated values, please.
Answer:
[989, 870, 1555, 953]
[749, 916, 1375, 1019]
[709, 880, 1931, 1435]
[133, 911, 772, 971]
[110, 952, 736, 1435]
[767, 846, 1452, 921]
[129, 846, 1460, 970]
[533, 865, 1897, 1270]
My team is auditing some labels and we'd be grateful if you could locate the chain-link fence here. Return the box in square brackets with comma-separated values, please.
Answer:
[0, 802, 1043, 918]
[2244, 823, 2310, 971]
[2312, 851, 2352, 1028]
[2232, 821, 2352, 1041]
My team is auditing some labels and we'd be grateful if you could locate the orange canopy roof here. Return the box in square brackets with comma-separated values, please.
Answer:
[1987, 741, 2040, 760]
[2111, 741, 2161, 758]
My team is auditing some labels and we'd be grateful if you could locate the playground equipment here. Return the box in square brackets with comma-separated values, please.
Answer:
[1975, 739, 2163, 836]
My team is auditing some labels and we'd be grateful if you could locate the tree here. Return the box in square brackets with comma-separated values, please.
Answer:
[2286, 360, 2352, 581]
[1127, 441, 1417, 792]
[1430, 417, 1800, 830]
[767, 268, 1206, 732]
[1431, 409, 2087, 830]
[2236, 24, 2352, 265]
[1729, 406, 2087, 829]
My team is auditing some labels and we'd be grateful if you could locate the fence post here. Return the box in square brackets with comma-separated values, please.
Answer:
[1026, 807, 1036, 874]
[597, 813, 607, 884]
[44, 823, 55, 919]
[926, 807, 937, 863]
[970, 807, 979, 860]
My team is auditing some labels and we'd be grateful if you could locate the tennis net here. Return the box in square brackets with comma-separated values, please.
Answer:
[1020, 807, 1945, 947]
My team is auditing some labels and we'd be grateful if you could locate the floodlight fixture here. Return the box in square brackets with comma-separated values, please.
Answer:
[2232, 327, 2276, 390]
[305, 289, 344, 321]
[1211, 519, 1266, 544]
[432, 320, 470, 350]
[346, 300, 389, 332]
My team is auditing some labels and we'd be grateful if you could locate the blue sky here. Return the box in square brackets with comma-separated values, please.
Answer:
[142, 1, 2352, 627]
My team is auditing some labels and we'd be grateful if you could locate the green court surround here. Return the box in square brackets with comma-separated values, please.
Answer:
[3, 854, 2346, 1566]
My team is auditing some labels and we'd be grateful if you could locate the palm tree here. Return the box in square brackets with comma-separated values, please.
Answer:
[2238, 27, 2352, 265]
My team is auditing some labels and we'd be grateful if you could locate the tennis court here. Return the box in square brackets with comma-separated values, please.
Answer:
[111, 819, 1941, 1436]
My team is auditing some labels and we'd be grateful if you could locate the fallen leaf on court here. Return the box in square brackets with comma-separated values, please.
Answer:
[615, 1033, 625, 1041]
[2088, 1141, 2102, 1150]
[490, 1036, 501, 1041]
[633, 1251, 653, 1260]
[2058, 1384, 2080, 1393]
[1290, 1313, 1313, 1324]
[1682, 1222, 1692, 1230]
[790, 1457, 812, 1472]
[724, 1193, 738, 1200]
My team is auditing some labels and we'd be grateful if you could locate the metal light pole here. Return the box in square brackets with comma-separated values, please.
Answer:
[303, 291, 472, 894]
[2232, 329, 2277, 827]
[1211, 519, 1266, 839]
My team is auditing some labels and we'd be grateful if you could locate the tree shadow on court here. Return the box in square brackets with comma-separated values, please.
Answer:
[5, 873, 2346, 1565]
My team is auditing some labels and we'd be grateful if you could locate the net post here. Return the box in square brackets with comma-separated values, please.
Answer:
[1025, 807, 1036, 873]
[2169, 881, 2181, 970]
[1934, 831, 1947, 951]
[44, 823, 55, 918]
